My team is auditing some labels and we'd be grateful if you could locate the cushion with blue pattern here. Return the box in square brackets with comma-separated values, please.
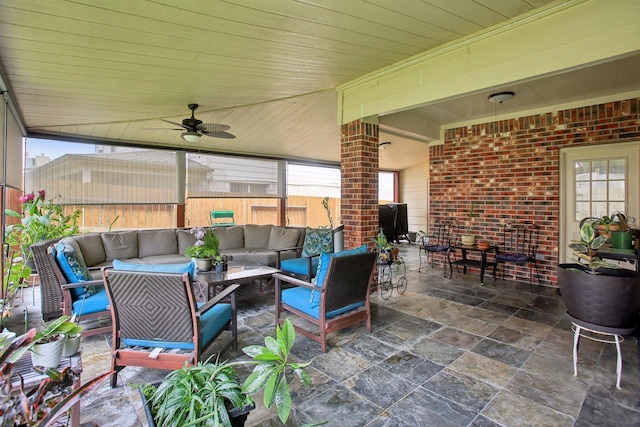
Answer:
[55, 241, 95, 299]
[301, 227, 333, 257]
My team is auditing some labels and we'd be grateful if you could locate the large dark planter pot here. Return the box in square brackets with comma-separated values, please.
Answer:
[139, 383, 254, 427]
[557, 263, 640, 330]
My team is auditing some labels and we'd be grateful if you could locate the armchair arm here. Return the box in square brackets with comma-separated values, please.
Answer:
[197, 284, 239, 315]
[273, 272, 321, 291]
[60, 279, 103, 291]
[274, 245, 304, 267]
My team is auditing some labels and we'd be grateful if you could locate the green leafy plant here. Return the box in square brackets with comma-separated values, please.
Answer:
[2, 250, 32, 327]
[184, 227, 220, 259]
[0, 328, 109, 426]
[5, 190, 82, 264]
[143, 318, 312, 427]
[32, 316, 83, 345]
[568, 220, 619, 272]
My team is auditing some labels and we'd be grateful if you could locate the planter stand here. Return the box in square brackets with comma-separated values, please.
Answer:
[570, 315, 634, 389]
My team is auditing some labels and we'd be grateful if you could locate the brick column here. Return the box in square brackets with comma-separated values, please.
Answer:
[341, 119, 379, 249]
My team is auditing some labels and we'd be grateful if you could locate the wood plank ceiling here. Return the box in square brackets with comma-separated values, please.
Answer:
[0, 0, 623, 170]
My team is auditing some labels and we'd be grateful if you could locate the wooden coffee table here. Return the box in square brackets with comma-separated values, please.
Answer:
[195, 261, 280, 301]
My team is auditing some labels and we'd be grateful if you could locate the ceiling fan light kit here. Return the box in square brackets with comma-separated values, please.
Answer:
[181, 131, 201, 143]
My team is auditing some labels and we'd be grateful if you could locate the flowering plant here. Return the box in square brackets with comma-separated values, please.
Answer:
[184, 227, 220, 259]
[4, 190, 82, 262]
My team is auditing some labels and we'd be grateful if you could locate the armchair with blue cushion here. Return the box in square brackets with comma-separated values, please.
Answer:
[46, 241, 112, 336]
[102, 268, 238, 387]
[274, 245, 376, 352]
[276, 225, 344, 282]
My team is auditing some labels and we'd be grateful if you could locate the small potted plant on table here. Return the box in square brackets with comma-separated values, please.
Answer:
[185, 227, 220, 272]
[29, 315, 83, 368]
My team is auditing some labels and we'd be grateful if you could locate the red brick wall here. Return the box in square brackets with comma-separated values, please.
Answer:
[430, 97, 640, 286]
[341, 119, 379, 249]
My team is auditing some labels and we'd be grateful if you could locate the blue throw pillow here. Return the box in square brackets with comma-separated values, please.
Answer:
[309, 244, 368, 308]
[112, 259, 196, 278]
[55, 241, 94, 299]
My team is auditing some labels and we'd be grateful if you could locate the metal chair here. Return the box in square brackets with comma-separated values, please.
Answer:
[495, 222, 541, 286]
[102, 269, 238, 387]
[418, 219, 457, 272]
[210, 210, 235, 227]
[274, 250, 377, 352]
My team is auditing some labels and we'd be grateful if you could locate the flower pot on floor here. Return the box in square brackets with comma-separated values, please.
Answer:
[557, 263, 640, 329]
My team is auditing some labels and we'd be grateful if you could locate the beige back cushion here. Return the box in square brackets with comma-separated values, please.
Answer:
[213, 226, 244, 250]
[101, 231, 139, 261]
[243, 224, 272, 249]
[69, 233, 106, 267]
[176, 229, 197, 255]
[268, 227, 300, 249]
[138, 229, 178, 258]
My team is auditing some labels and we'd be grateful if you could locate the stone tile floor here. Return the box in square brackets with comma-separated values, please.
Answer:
[7, 243, 640, 426]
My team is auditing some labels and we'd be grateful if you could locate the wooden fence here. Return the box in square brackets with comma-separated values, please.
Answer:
[61, 195, 341, 231]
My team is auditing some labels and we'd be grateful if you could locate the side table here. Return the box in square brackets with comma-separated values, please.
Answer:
[447, 244, 497, 284]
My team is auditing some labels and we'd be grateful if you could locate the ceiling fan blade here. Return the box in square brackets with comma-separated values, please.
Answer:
[202, 131, 236, 139]
[144, 127, 183, 131]
[197, 123, 231, 133]
[161, 119, 186, 129]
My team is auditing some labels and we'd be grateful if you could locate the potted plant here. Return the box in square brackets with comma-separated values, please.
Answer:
[372, 228, 397, 264]
[558, 220, 640, 329]
[1, 328, 110, 426]
[30, 315, 83, 368]
[4, 190, 82, 271]
[140, 318, 312, 427]
[461, 202, 476, 246]
[213, 255, 225, 273]
[184, 227, 220, 271]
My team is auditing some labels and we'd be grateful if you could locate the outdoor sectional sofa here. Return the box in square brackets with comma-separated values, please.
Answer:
[32, 224, 308, 322]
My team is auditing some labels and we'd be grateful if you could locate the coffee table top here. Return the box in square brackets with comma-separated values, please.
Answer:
[195, 261, 279, 286]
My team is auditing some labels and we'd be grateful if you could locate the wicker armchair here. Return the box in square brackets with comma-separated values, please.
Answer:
[103, 269, 238, 387]
[274, 250, 376, 352]
[30, 238, 64, 321]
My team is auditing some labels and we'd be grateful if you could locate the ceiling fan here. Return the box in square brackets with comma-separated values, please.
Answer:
[161, 104, 235, 142]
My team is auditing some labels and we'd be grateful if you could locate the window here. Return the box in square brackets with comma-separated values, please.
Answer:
[379, 171, 396, 204]
[575, 158, 626, 220]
